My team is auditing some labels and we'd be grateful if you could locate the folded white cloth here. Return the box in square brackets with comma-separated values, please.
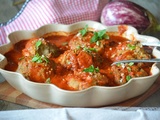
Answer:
[0, 108, 160, 120]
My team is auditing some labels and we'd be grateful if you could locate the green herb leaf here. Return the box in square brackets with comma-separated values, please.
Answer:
[90, 32, 98, 43]
[126, 75, 132, 82]
[79, 25, 88, 36]
[128, 62, 134, 66]
[35, 40, 42, 50]
[32, 53, 49, 63]
[97, 29, 107, 39]
[116, 63, 121, 66]
[45, 78, 51, 84]
[127, 67, 131, 72]
[103, 34, 110, 39]
[127, 44, 136, 50]
[90, 29, 109, 43]
[76, 45, 81, 50]
[32, 54, 41, 63]
[83, 47, 97, 53]
[41, 55, 49, 63]
[83, 65, 99, 73]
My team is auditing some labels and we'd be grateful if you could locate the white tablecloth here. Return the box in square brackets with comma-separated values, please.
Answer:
[0, 108, 160, 120]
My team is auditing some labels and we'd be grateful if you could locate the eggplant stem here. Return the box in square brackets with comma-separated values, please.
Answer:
[156, 24, 160, 31]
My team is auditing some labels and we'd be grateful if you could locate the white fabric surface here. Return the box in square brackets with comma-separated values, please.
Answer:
[0, 108, 160, 120]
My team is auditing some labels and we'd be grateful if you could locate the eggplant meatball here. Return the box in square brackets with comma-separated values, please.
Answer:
[57, 50, 79, 71]
[109, 41, 151, 61]
[111, 63, 148, 85]
[17, 56, 56, 83]
[68, 32, 106, 55]
[66, 70, 109, 90]
[22, 38, 60, 58]
[57, 50, 94, 71]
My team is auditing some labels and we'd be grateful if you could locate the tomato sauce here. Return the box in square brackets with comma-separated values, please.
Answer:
[4, 29, 153, 91]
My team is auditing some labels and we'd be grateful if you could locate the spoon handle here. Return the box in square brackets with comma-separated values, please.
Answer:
[112, 59, 160, 65]
[141, 42, 160, 47]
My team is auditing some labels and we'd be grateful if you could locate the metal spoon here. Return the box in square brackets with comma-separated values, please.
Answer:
[111, 59, 160, 65]
[141, 42, 160, 47]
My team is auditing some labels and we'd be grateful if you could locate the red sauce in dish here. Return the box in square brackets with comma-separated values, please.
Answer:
[4, 29, 153, 91]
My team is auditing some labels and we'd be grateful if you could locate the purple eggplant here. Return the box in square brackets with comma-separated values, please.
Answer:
[101, 0, 160, 35]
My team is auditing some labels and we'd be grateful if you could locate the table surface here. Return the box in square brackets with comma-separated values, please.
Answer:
[0, 0, 160, 111]
[0, 85, 160, 110]
[1, 71, 160, 110]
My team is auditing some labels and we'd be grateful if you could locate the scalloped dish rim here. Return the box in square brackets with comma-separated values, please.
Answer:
[0, 20, 160, 107]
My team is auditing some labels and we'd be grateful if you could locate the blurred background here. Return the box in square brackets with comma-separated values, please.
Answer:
[0, 0, 24, 23]
[129, 0, 160, 22]
[0, 0, 159, 25]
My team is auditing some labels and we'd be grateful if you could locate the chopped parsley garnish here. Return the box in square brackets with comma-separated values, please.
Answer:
[127, 67, 131, 72]
[128, 62, 134, 66]
[126, 75, 132, 82]
[83, 65, 99, 73]
[43, 55, 50, 63]
[116, 63, 121, 66]
[76, 45, 81, 50]
[79, 25, 88, 36]
[127, 44, 136, 50]
[32, 53, 49, 63]
[83, 47, 97, 53]
[45, 78, 51, 84]
[32, 53, 42, 63]
[35, 40, 42, 50]
[90, 29, 109, 43]
[126, 62, 134, 71]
